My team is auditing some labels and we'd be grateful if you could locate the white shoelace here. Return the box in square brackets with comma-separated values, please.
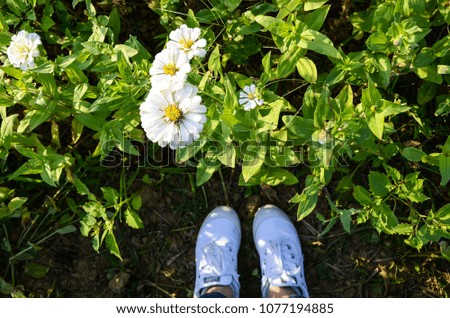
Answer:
[198, 241, 237, 276]
[262, 240, 304, 287]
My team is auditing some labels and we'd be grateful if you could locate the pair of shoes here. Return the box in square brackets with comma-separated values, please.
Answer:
[194, 204, 309, 298]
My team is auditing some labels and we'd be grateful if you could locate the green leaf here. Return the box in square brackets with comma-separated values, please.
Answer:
[124, 209, 144, 229]
[440, 136, 450, 186]
[0, 114, 18, 149]
[33, 61, 55, 74]
[304, 0, 328, 11]
[223, 0, 241, 11]
[55, 225, 77, 235]
[29, 100, 57, 132]
[384, 164, 402, 182]
[260, 168, 298, 186]
[393, 223, 413, 235]
[299, 30, 342, 59]
[65, 64, 89, 84]
[417, 81, 437, 105]
[439, 154, 450, 186]
[242, 145, 267, 182]
[125, 36, 151, 62]
[269, 146, 300, 166]
[74, 113, 105, 131]
[254, 15, 292, 38]
[371, 55, 391, 87]
[362, 79, 384, 140]
[101, 187, 119, 205]
[116, 50, 132, 79]
[291, 183, 320, 220]
[40, 161, 58, 187]
[368, 171, 389, 197]
[7, 197, 27, 212]
[79, 214, 96, 236]
[225, 36, 261, 64]
[89, 95, 131, 113]
[196, 158, 219, 186]
[282, 115, 315, 142]
[261, 51, 274, 81]
[371, 203, 399, 234]
[435, 96, 450, 116]
[414, 65, 443, 84]
[131, 195, 142, 211]
[314, 87, 330, 129]
[440, 242, 450, 261]
[218, 143, 236, 168]
[105, 231, 122, 260]
[380, 100, 410, 117]
[223, 75, 238, 110]
[109, 8, 121, 43]
[304, 5, 330, 31]
[402, 147, 426, 162]
[0, 12, 8, 32]
[435, 203, 450, 223]
[208, 45, 222, 77]
[353, 186, 372, 206]
[24, 262, 48, 279]
[0, 277, 13, 295]
[73, 177, 95, 200]
[340, 209, 353, 234]
[366, 33, 388, 52]
[278, 47, 304, 78]
[276, 0, 302, 19]
[296, 57, 317, 82]
[6, 0, 29, 15]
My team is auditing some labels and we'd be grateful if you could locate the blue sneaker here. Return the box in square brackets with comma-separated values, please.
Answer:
[253, 204, 309, 297]
[194, 206, 241, 297]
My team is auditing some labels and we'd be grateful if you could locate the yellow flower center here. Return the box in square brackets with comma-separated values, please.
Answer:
[164, 104, 183, 123]
[247, 93, 255, 100]
[163, 63, 177, 76]
[180, 39, 194, 50]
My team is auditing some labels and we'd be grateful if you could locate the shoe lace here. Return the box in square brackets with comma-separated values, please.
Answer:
[199, 241, 236, 276]
[263, 240, 304, 286]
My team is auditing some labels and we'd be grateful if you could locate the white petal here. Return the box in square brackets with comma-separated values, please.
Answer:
[195, 38, 207, 48]
[191, 48, 206, 58]
[169, 29, 182, 42]
[239, 97, 249, 105]
[190, 27, 201, 41]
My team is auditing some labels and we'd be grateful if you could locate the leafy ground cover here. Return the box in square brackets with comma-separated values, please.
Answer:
[0, 0, 449, 297]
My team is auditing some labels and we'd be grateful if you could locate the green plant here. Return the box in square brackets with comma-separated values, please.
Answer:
[0, 0, 449, 298]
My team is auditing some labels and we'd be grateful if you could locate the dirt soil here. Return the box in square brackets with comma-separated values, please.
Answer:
[13, 166, 450, 298]
[3, 0, 449, 298]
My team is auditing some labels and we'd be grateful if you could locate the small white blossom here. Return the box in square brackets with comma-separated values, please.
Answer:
[150, 48, 191, 91]
[167, 24, 207, 59]
[6, 30, 42, 71]
[239, 84, 264, 111]
[140, 83, 207, 149]
[318, 130, 327, 145]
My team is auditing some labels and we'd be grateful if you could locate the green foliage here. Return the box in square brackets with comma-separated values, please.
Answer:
[0, 0, 449, 296]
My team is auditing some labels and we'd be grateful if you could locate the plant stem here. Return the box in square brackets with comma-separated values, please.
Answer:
[218, 168, 230, 206]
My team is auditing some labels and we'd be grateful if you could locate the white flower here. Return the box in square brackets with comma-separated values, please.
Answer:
[239, 84, 264, 111]
[140, 83, 207, 149]
[6, 30, 42, 71]
[167, 24, 207, 59]
[150, 48, 191, 91]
